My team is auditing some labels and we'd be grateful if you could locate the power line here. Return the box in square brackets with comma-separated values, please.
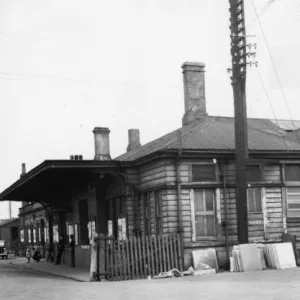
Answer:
[0, 71, 93, 83]
[251, 0, 300, 142]
[255, 67, 289, 150]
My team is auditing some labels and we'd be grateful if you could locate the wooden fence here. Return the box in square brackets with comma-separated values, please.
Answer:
[103, 234, 183, 281]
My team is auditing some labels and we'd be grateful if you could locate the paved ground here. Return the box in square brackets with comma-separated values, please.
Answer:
[8, 257, 90, 282]
[2, 259, 300, 300]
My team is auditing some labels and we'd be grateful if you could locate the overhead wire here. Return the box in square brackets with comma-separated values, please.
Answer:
[251, 0, 300, 144]
[0, 71, 93, 84]
[255, 67, 290, 150]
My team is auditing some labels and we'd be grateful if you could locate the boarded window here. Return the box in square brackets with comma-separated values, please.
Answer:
[246, 165, 261, 181]
[155, 191, 162, 235]
[194, 189, 215, 237]
[143, 193, 150, 236]
[247, 188, 262, 213]
[79, 199, 89, 245]
[287, 187, 300, 218]
[192, 164, 216, 182]
[285, 165, 300, 181]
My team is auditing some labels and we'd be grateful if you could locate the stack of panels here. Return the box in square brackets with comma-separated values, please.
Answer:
[231, 244, 264, 272]
[264, 243, 296, 270]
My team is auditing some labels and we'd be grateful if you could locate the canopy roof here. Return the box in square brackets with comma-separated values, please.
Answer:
[0, 160, 122, 205]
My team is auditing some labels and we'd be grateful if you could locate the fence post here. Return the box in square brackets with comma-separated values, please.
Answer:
[98, 233, 106, 281]
[90, 232, 98, 281]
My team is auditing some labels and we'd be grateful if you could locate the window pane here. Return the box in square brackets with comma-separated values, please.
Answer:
[246, 166, 261, 181]
[192, 165, 216, 182]
[255, 188, 262, 212]
[206, 216, 215, 236]
[285, 165, 300, 181]
[247, 188, 261, 213]
[247, 189, 255, 212]
[195, 216, 205, 236]
[287, 195, 300, 201]
[195, 190, 205, 212]
[288, 203, 300, 210]
[287, 187, 300, 194]
[205, 190, 214, 211]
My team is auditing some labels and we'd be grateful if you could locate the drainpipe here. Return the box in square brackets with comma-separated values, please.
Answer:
[175, 130, 184, 270]
[221, 159, 230, 270]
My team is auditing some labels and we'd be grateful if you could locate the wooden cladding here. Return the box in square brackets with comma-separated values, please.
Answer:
[104, 234, 183, 281]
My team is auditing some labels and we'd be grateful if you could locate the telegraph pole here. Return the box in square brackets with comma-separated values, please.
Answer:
[229, 0, 251, 244]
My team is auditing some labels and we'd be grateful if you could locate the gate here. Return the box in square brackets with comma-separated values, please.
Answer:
[102, 234, 183, 281]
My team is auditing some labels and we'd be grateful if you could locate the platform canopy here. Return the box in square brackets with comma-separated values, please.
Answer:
[0, 160, 127, 207]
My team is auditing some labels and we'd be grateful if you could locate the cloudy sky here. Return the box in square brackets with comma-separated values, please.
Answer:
[0, 0, 300, 218]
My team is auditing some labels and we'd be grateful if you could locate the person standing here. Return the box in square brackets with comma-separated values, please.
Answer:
[55, 235, 65, 265]
[26, 248, 31, 263]
[69, 234, 75, 268]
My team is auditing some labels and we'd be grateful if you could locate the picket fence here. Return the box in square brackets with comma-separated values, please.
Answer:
[103, 234, 183, 281]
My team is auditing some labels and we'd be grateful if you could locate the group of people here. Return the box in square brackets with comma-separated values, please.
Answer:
[26, 234, 75, 268]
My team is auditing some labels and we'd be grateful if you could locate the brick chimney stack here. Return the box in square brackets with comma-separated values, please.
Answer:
[182, 62, 207, 126]
[127, 129, 141, 152]
[93, 127, 111, 160]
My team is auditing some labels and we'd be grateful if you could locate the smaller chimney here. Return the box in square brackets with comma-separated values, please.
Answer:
[93, 127, 111, 160]
[20, 163, 26, 178]
[127, 129, 141, 152]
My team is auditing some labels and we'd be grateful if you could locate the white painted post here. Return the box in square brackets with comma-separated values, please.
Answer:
[190, 189, 196, 242]
[90, 232, 98, 281]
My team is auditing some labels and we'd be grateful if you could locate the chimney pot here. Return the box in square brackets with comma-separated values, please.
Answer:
[181, 62, 208, 126]
[20, 163, 26, 178]
[93, 127, 111, 160]
[127, 129, 141, 152]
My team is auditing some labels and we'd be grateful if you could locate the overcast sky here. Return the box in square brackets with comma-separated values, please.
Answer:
[1, 0, 300, 218]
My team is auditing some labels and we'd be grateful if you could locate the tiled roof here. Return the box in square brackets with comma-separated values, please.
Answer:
[115, 116, 300, 162]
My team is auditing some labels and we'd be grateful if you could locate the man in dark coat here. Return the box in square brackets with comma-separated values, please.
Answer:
[55, 235, 65, 265]
[69, 234, 75, 268]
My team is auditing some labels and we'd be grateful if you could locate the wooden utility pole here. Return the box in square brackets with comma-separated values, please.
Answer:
[9, 201, 12, 219]
[229, 0, 249, 243]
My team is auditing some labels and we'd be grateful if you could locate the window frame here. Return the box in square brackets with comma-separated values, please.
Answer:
[191, 163, 218, 182]
[286, 187, 300, 218]
[20, 229, 24, 243]
[246, 164, 262, 182]
[285, 164, 300, 182]
[193, 188, 217, 239]
[28, 228, 32, 243]
[247, 187, 262, 214]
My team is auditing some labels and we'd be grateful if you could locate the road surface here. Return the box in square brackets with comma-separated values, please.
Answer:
[1, 260, 300, 300]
